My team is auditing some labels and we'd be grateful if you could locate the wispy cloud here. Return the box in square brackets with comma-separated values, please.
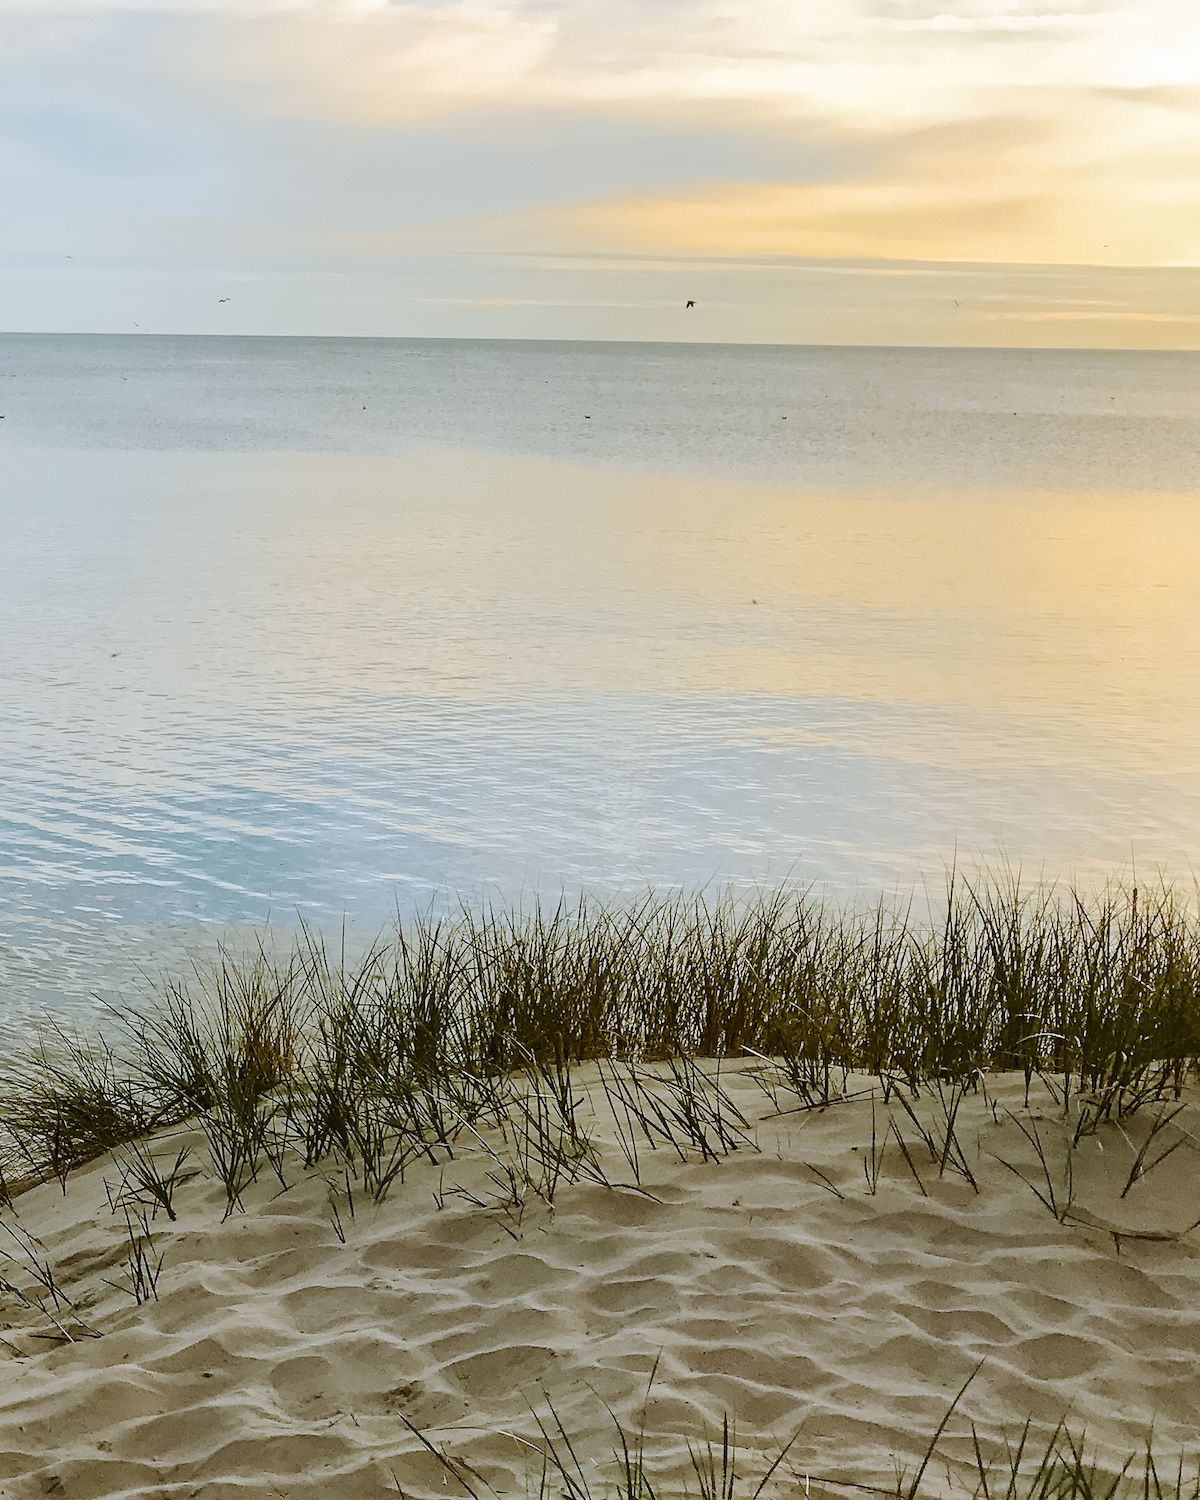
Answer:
[157, 0, 1199, 126]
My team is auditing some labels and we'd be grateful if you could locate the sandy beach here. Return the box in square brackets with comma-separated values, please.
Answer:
[1, 1060, 1195, 1499]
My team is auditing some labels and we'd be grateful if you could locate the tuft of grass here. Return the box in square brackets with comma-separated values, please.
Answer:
[957, 1421, 1199, 1500]
[104, 1138, 196, 1223]
[0, 1025, 162, 1191]
[102, 1208, 165, 1305]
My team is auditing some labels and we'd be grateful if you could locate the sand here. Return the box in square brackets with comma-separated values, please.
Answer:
[0, 1061, 1196, 1499]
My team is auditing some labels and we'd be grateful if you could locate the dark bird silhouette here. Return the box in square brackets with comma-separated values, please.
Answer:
[685, 299, 695, 309]
[218, 298, 231, 304]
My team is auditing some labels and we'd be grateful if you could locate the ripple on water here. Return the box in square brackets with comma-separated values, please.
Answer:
[3, 338, 1200, 1022]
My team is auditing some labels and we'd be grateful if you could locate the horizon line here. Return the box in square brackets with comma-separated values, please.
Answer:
[2, 329, 1197, 356]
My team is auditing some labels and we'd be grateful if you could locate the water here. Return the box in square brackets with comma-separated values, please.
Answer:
[2, 334, 1199, 1030]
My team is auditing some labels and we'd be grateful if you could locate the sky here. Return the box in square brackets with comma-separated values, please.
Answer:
[2, 0, 1199, 345]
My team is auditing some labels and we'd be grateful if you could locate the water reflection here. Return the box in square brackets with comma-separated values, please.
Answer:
[2, 373, 1199, 1028]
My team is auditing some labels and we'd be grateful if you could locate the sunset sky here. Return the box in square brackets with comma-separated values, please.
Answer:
[2, 0, 1199, 345]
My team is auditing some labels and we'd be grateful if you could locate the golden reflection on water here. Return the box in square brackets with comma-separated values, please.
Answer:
[601, 469, 1200, 769]
[150, 443, 1199, 782]
[8, 441, 1197, 790]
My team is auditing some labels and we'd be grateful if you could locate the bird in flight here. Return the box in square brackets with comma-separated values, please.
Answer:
[685, 299, 695, 309]
[218, 297, 231, 304]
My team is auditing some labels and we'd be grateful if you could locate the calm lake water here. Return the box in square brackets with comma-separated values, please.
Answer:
[2, 334, 1200, 1029]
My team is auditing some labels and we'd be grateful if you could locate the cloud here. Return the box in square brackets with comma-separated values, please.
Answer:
[147, 0, 1197, 133]
[2, 0, 1199, 343]
[409, 99, 1200, 268]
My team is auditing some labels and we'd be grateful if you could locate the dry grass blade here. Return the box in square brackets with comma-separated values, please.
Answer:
[995, 1114, 1074, 1223]
[397, 1414, 496, 1500]
[1119, 1104, 1191, 1198]
[888, 1121, 928, 1196]
[898, 1360, 984, 1500]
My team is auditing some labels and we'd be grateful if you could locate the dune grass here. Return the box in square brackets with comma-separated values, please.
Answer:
[1, 873, 1198, 1203]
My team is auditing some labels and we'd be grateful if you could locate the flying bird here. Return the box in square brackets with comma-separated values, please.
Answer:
[685, 299, 695, 309]
[218, 298, 231, 304]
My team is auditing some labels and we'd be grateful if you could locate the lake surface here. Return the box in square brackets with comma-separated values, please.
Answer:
[2, 334, 1199, 1030]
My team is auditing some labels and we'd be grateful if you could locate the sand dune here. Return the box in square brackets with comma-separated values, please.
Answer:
[0, 1062, 1196, 1499]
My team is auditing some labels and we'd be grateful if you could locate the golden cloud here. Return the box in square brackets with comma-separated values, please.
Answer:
[444, 98, 1200, 268]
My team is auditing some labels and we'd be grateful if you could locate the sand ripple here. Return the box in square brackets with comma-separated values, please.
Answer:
[0, 1066, 1197, 1497]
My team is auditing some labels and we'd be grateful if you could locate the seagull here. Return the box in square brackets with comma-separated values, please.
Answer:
[218, 298, 231, 304]
[685, 299, 696, 309]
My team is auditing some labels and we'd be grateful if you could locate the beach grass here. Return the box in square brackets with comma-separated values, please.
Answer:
[2, 872, 1198, 1201]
